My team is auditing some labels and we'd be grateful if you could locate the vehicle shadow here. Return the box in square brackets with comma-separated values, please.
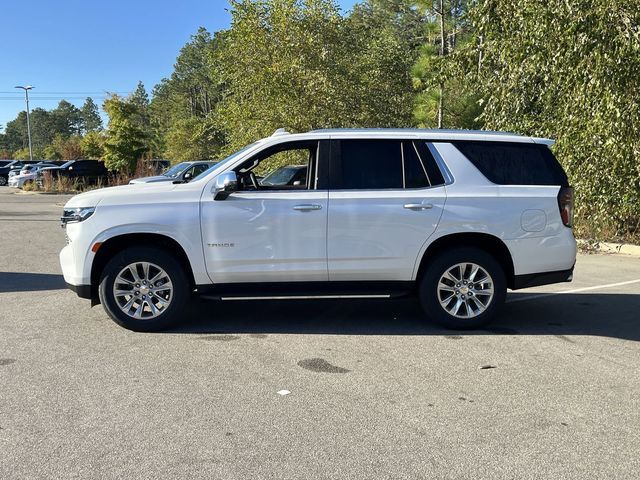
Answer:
[167, 292, 640, 341]
[0, 272, 66, 293]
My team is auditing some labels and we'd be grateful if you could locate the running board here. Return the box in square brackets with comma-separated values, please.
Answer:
[208, 294, 391, 301]
[195, 281, 415, 301]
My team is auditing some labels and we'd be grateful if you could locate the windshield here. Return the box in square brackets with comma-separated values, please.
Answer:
[163, 163, 191, 178]
[191, 142, 261, 182]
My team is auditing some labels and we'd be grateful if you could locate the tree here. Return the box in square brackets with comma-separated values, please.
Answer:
[412, 0, 479, 129]
[131, 81, 150, 112]
[51, 134, 83, 160]
[454, 0, 640, 240]
[150, 28, 227, 159]
[52, 100, 83, 136]
[164, 117, 224, 162]
[81, 131, 105, 159]
[214, 0, 420, 151]
[81, 97, 103, 132]
[102, 95, 150, 172]
[13, 148, 31, 160]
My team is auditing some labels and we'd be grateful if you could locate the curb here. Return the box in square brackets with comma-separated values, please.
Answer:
[578, 239, 640, 258]
[14, 190, 76, 196]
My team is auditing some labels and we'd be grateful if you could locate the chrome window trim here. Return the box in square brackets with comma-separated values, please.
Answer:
[426, 142, 455, 185]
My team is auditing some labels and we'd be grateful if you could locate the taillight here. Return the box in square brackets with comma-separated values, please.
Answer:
[557, 186, 574, 228]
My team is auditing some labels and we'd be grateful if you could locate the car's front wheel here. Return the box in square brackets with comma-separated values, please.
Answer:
[99, 247, 189, 332]
[419, 247, 506, 329]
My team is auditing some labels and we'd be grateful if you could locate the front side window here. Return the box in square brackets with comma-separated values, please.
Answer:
[234, 141, 318, 191]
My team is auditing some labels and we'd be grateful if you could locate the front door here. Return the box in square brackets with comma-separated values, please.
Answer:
[201, 140, 329, 284]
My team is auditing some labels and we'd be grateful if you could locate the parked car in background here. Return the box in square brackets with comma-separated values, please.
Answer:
[129, 161, 216, 184]
[38, 160, 109, 186]
[8, 163, 59, 188]
[0, 161, 41, 186]
[8, 160, 67, 182]
[39, 160, 67, 167]
[145, 159, 171, 175]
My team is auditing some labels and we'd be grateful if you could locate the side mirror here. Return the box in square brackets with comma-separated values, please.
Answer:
[183, 172, 193, 181]
[213, 171, 238, 200]
[68, 166, 74, 171]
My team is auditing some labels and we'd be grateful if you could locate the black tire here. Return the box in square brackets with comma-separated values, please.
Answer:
[0, 175, 7, 186]
[419, 247, 506, 330]
[98, 246, 190, 332]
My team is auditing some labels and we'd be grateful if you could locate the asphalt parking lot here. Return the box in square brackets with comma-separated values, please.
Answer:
[1, 188, 639, 479]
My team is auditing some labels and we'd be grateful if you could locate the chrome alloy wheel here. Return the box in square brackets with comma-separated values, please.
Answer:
[113, 262, 173, 320]
[437, 263, 494, 319]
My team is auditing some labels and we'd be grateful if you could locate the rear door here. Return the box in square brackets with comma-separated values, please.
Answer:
[327, 139, 447, 281]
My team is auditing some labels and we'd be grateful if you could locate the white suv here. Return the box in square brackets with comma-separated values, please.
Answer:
[60, 129, 576, 331]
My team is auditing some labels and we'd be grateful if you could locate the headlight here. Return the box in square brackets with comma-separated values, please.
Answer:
[61, 207, 95, 227]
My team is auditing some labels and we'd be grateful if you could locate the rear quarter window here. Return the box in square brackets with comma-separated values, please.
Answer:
[453, 142, 568, 186]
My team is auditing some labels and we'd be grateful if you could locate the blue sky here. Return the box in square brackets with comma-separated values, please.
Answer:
[1, 0, 358, 131]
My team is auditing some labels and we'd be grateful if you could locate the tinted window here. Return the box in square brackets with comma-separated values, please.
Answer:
[338, 140, 403, 189]
[453, 142, 568, 186]
[192, 164, 211, 176]
[402, 141, 429, 189]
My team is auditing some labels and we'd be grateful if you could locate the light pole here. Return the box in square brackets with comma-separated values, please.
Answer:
[15, 85, 34, 161]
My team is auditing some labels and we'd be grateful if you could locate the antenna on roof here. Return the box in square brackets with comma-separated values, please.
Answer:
[271, 128, 290, 136]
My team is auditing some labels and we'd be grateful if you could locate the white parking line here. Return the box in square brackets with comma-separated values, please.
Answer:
[507, 278, 640, 303]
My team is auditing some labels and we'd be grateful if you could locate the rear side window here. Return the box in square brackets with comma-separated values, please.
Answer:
[453, 142, 568, 186]
[332, 140, 445, 190]
[338, 140, 403, 189]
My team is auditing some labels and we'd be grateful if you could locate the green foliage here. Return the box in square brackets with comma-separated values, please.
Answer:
[81, 131, 105, 159]
[51, 100, 83, 136]
[3, 100, 86, 153]
[165, 117, 224, 163]
[454, 0, 640, 241]
[53, 134, 84, 160]
[150, 28, 227, 160]
[102, 95, 151, 173]
[12, 148, 31, 160]
[81, 97, 103, 132]
[411, 0, 481, 128]
[214, 0, 419, 151]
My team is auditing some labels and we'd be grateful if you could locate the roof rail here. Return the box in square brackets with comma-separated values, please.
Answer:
[271, 128, 290, 137]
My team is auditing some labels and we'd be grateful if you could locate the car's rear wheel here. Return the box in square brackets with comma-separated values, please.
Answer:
[99, 247, 189, 332]
[419, 247, 506, 329]
[0, 175, 7, 186]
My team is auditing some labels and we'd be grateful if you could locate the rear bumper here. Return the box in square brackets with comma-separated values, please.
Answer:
[66, 282, 93, 299]
[512, 266, 574, 290]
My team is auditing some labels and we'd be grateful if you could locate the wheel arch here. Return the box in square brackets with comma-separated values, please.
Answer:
[415, 233, 516, 289]
[90, 233, 196, 303]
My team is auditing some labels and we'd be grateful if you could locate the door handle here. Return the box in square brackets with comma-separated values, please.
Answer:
[293, 204, 322, 211]
[404, 203, 433, 210]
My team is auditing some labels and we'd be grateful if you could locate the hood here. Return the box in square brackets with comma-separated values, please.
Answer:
[64, 182, 178, 209]
[128, 175, 172, 184]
